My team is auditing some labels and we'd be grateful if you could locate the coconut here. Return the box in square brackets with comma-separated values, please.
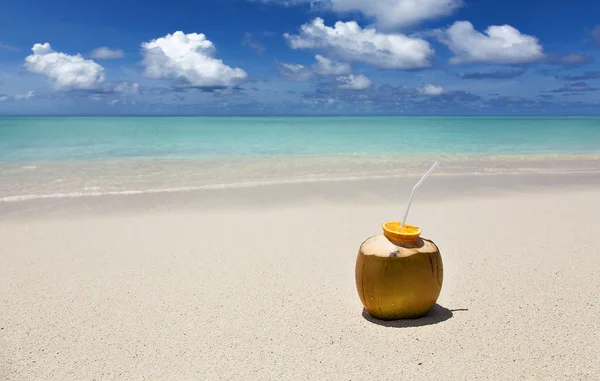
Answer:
[355, 222, 443, 320]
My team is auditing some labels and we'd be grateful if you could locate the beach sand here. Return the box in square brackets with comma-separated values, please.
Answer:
[1, 172, 599, 380]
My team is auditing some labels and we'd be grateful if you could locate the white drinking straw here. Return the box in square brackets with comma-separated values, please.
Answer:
[401, 161, 439, 227]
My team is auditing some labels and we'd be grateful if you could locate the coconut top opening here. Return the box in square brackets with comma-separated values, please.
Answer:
[360, 234, 438, 258]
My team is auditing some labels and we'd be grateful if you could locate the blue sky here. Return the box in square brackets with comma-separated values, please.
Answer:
[1, 0, 599, 115]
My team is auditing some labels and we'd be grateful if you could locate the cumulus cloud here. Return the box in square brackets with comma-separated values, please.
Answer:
[254, 0, 461, 29]
[0, 94, 10, 102]
[336, 74, 372, 90]
[418, 84, 446, 95]
[277, 62, 315, 81]
[284, 18, 434, 70]
[24, 43, 137, 95]
[313, 54, 350, 75]
[326, 0, 461, 29]
[436, 21, 544, 65]
[25, 43, 106, 90]
[90, 47, 124, 59]
[141, 31, 248, 88]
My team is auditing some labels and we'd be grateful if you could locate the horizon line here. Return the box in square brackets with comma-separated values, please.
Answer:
[1, 114, 599, 118]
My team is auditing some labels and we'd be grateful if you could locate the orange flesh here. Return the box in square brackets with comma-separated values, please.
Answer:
[382, 221, 422, 242]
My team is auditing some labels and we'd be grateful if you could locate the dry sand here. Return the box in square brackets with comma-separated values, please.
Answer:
[1, 173, 599, 380]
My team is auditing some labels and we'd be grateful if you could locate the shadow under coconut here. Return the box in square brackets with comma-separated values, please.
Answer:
[362, 304, 456, 328]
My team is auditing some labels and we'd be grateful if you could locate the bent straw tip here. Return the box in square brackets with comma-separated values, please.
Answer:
[401, 161, 440, 227]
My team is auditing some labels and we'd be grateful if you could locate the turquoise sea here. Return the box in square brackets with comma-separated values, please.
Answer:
[2, 116, 600, 162]
[1, 116, 600, 201]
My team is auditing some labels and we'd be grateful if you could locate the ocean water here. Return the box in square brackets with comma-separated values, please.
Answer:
[1, 116, 600, 201]
[2, 116, 600, 162]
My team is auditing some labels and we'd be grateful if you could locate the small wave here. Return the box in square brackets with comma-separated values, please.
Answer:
[0, 174, 424, 203]
[4, 164, 596, 203]
[1, 186, 201, 202]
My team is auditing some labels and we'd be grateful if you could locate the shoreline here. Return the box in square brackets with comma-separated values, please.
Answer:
[2, 154, 600, 204]
[2, 171, 599, 220]
[3, 151, 600, 165]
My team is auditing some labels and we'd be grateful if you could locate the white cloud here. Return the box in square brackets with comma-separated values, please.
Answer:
[313, 54, 350, 75]
[90, 47, 125, 59]
[418, 84, 446, 95]
[0, 91, 35, 102]
[277, 62, 315, 81]
[337, 74, 372, 90]
[14, 91, 35, 100]
[254, 0, 461, 29]
[284, 18, 434, 70]
[25, 43, 106, 90]
[114, 82, 140, 94]
[24, 44, 138, 95]
[438, 21, 544, 65]
[326, 0, 462, 29]
[141, 31, 247, 88]
[278, 55, 351, 82]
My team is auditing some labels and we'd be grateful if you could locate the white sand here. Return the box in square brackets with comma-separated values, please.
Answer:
[1, 174, 599, 380]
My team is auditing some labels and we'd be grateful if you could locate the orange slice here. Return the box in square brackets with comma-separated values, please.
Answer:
[382, 221, 422, 242]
